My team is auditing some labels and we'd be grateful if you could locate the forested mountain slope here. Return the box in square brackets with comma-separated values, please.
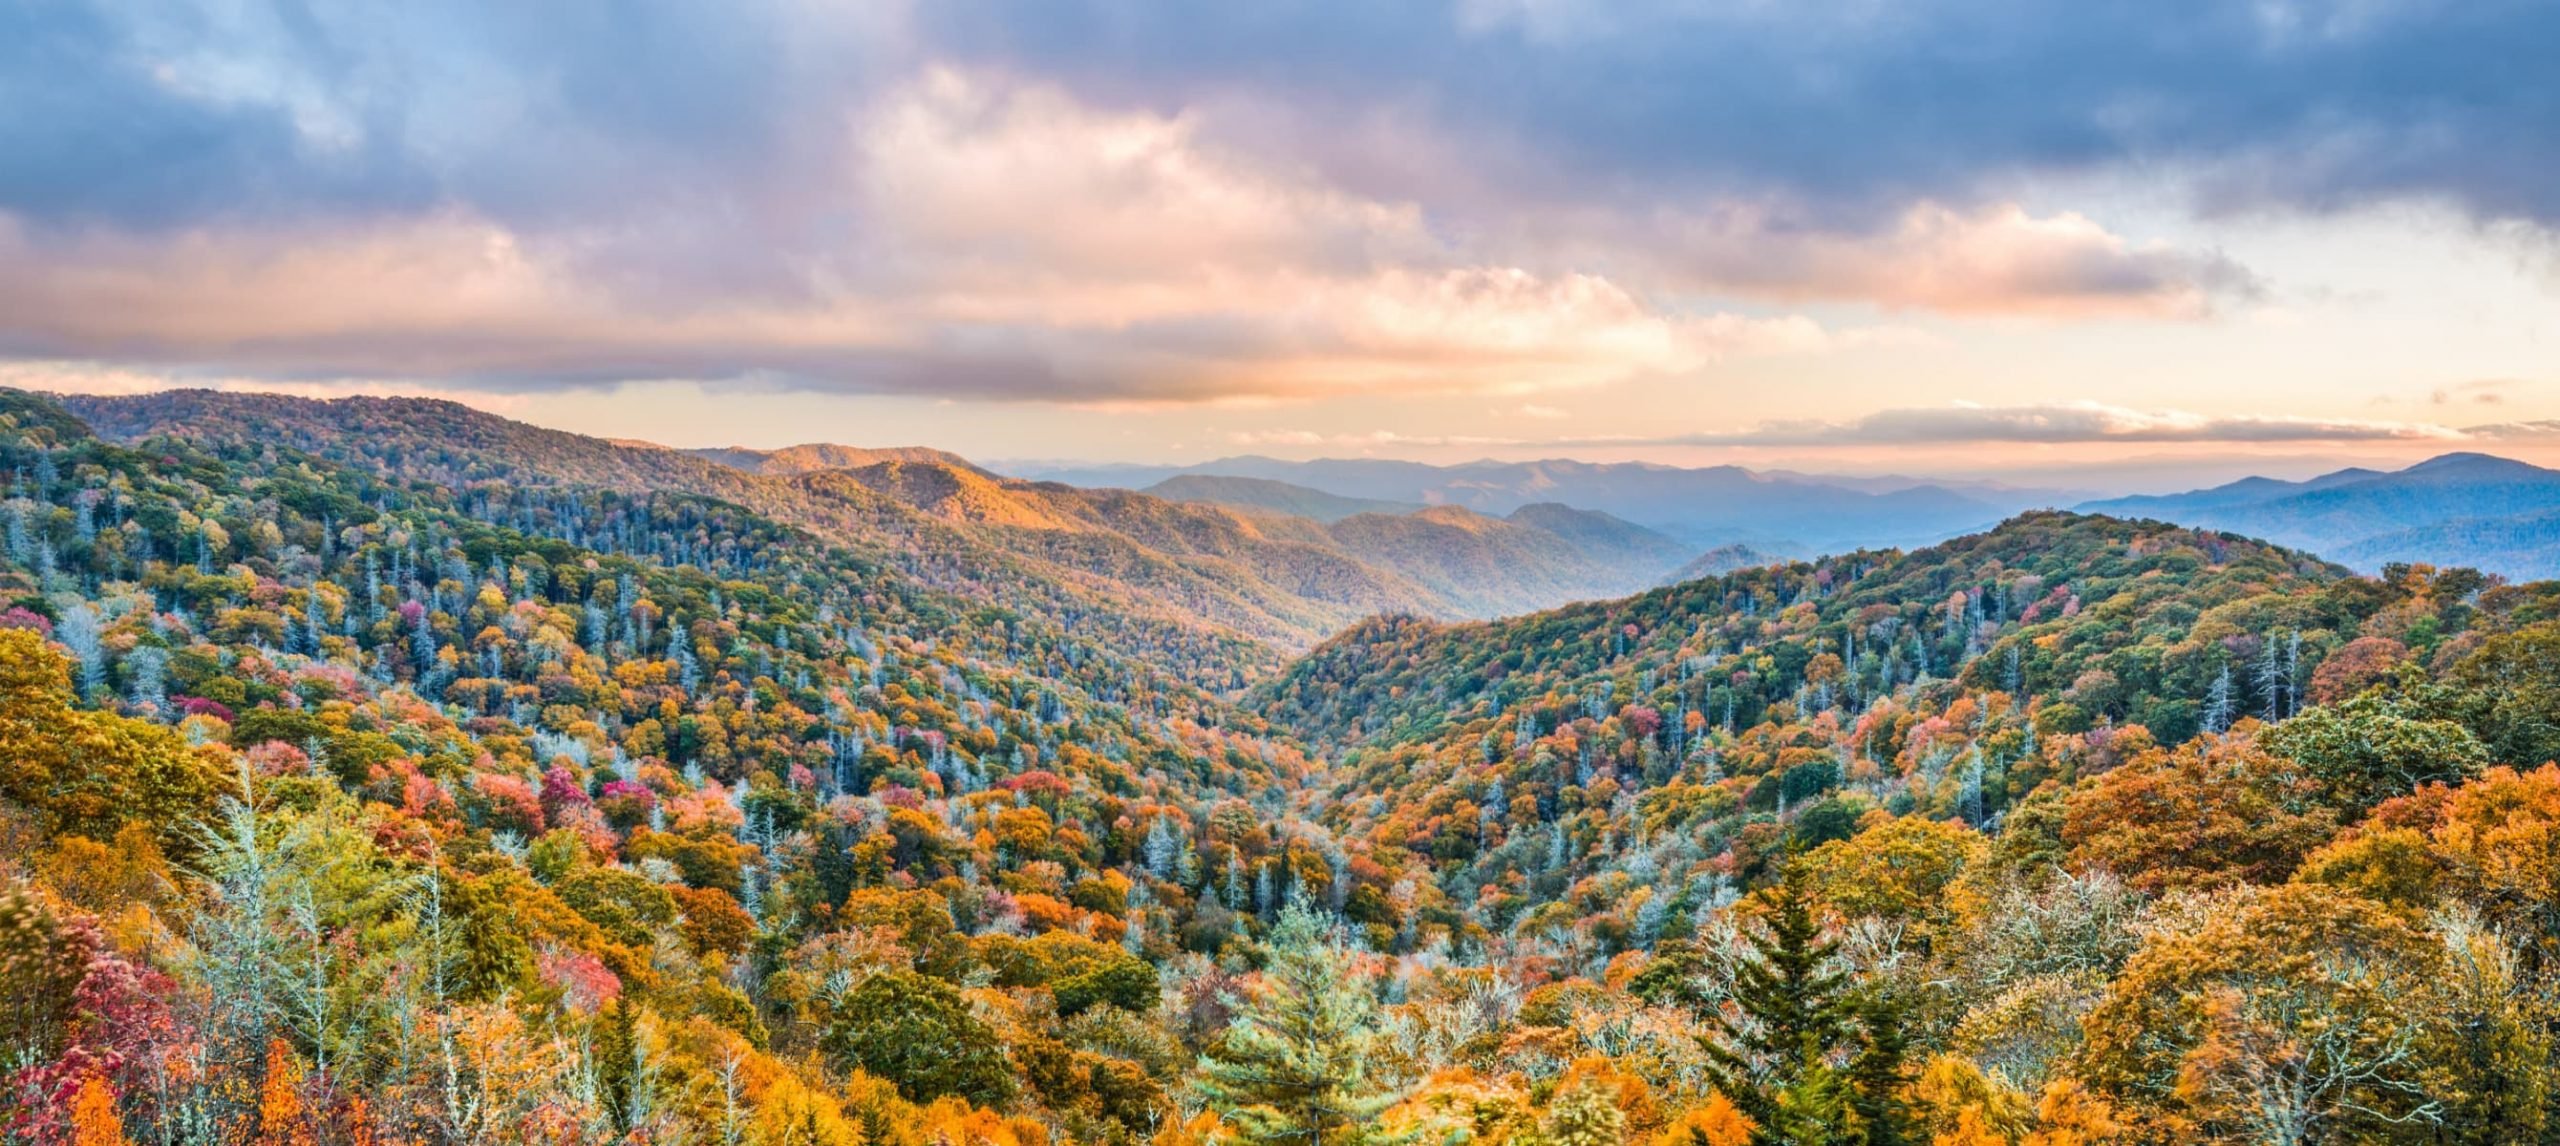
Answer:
[57, 391, 1701, 652]
[0, 387, 1336, 1142]
[1144, 474, 1422, 522]
[10, 391, 2560, 1145]
[685, 442, 990, 475]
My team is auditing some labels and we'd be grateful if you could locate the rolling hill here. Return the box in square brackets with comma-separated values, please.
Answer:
[12, 389, 2560, 1145]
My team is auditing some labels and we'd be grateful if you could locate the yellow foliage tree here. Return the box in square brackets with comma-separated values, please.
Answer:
[1652, 1093, 1754, 1146]
[255, 1038, 318, 1146]
[70, 1075, 132, 1146]
[2019, 1081, 2124, 1146]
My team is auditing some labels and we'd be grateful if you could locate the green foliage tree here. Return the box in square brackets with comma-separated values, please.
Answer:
[1705, 863, 1853, 1145]
[1195, 897, 1403, 1146]
[2446, 622, 2560, 767]
[2260, 690, 2489, 814]
[822, 970, 1015, 1108]
[1844, 995, 1918, 1146]
[1054, 956, 1158, 1018]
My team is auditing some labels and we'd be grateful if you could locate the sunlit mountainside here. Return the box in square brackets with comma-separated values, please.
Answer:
[7, 385, 2560, 1143]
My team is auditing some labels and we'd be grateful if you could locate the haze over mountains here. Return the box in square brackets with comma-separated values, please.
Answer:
[58, 389, 2560, 615]
[2082, 452, 2560, 579]
[1020, 456, 2068, 553]
[1033, 450, 2560, 581]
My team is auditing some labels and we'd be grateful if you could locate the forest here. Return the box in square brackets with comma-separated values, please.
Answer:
[3, 388, 2558, 1145]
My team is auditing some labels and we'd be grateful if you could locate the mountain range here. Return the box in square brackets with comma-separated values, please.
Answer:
[1024, 449, 2560, 581]
[46, 391, 1700, 658]
[2078, 451, 2560, 579]
[1015, 455, 2067, 553]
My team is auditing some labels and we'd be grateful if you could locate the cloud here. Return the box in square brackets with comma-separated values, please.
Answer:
[1226, 428, 1525, 449]
[1602, 402, 2472, 447]
[0, 71, 1882, 404]
[2432, 379, 2522, 406]
[1633, 203, 2263, 317]
[2458, 420, 2560, 441]
[2, 0, 2553, 402]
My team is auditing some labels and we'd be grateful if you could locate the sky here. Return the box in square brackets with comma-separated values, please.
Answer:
[3, 0, 2557, 488]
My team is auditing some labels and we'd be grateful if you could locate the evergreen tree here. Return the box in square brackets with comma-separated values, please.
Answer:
[597, 996, 643, 1135]
[1704, 863, 1852, 1145]
[1844, 995, 1918, 1146]
[1195, 896, 1403, 1146]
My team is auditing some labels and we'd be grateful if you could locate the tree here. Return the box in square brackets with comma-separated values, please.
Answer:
[1802, 818, 1985, 944]
[2200, 664, 2236, 735]
[1538, 1074, 1628, 1146]
[2079, 884, 2448, 1143]
[0, 628, 216, 844]
[821, 970, 1014, 1108]
[69, 1074, 132, 1146]
[2259, 692, 2489, 815]
[1054, 956, 1158, 1017]
[2061, 735, 2337, 892]
[1704, 863, 1852, 1144]
[1672, 1093, 1757, 1146]
[254, 1038, 318, 1146]
[2446, 621, 2560, 767]
[1195, 897, 1402, 1146]
[1844, 996, 1918, 1146]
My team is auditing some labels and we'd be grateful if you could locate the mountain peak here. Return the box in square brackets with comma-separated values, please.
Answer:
[2402, 451, 2545, 477]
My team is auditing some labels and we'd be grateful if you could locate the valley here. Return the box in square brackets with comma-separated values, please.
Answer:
[5, 387, 2559, 1143]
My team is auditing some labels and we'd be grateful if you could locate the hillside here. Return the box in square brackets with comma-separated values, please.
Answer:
[46, 392, 1692, 663]
[1144, 474, 1422, 522]
[1258, 511, 2363, 749]
[9, 394, 2560, 1142]
[2081, 451, 2560, 577]
[1658, 541, 1788, 584]
[687, 442, 990, 475]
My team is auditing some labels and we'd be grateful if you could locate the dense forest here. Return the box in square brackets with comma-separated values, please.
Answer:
[4, 388, 2559, 1145]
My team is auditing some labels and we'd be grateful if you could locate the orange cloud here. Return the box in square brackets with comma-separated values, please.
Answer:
[0, 71, 1902, 405]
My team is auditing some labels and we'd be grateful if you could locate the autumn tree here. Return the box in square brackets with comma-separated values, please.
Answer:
[2078, 884, 2449, 1143]
[2061, 734, 2337, 892]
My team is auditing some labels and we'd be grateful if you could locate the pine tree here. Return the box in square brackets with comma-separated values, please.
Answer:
[1704, 863, 1852, 1145]
[1195, 896, 1403, 1146]
[597, 996, 644, 1135]
[1845, 995, 1918, 1146]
